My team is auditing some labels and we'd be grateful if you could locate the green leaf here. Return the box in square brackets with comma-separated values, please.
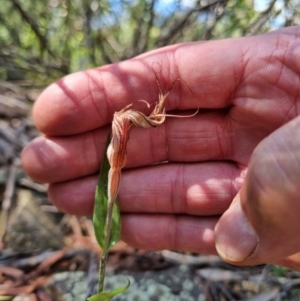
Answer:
[87, 280, 130, 301]
[93, 134, 121, 250]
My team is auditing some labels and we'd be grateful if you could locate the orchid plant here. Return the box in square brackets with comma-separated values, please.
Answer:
[88, 75, 196, 300]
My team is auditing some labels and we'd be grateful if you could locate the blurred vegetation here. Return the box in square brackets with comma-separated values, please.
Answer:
[0, 0, 299, 84]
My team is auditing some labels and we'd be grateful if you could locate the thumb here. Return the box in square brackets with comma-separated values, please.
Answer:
[215, 115, 300, 266]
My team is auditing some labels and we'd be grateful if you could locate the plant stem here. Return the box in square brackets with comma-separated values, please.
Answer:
[97, 191, 115, 293]
[98, 251, 108, 292]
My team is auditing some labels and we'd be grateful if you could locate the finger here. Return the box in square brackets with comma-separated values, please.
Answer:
[22, 110, 265, 183]
[22, 127, 109, 183]
[215, 115, 300, 266]
[32, 27, 298, 136]
[47, 162, 245, 216]
[33, 40, 239, 135]
[121, 214, 218, 253]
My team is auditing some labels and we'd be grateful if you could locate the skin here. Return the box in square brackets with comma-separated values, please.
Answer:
[22, 26, 300, 269]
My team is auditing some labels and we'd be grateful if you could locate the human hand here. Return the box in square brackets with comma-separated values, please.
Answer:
[22, 26, 300, 269]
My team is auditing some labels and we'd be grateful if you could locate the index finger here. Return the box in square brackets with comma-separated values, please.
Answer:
[33, 41, 240, 136]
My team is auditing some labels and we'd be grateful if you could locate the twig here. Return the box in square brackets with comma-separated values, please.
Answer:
[246, 0, 277, 35]
[68, 215, 83, 236]
[18, 178, 47, 193]
[141, 0, 156, 53]
[157, 0, 223, 46]
[215, 282, 236, 301]
[87, 251, 99, 298]
[10, 0, 53, 56]
[202, 5, 226, 40]
[160, 250, 223, 266]
[0, 158, 20, 244]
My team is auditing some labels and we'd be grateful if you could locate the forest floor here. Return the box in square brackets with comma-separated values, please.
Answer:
[0, 81, 300, 301]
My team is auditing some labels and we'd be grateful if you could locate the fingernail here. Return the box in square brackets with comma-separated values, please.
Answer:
[215, 200, 259, 262]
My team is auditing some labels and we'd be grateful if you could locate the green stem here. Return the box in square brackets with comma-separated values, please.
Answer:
[98, 251, 108, 292]
[97, 191, 115, 293]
